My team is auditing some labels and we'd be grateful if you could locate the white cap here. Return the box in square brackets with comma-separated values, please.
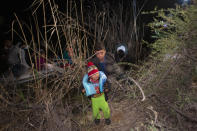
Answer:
[117, 45, 126, 52]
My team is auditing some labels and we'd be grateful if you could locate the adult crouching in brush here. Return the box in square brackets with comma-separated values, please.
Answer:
[90, 42, 131, 101]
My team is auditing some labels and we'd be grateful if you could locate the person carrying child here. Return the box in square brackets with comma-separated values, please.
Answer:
[90, 42, 129, 101]
[82, 62, 111, 125]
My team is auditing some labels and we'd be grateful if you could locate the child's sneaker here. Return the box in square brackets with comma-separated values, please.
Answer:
[94, 119, 100, 125]
[105, 119, 111, 125]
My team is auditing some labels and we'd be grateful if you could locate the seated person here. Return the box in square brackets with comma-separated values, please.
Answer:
[7, 41, 30, 78]
[114, 43, 134, 70]
[58, 46, 74, 68]
[114, 43, 128, 63]
[7, 41, 21, 67]
[63, 46, 73, 64]
[19, 43, 31, 68]
[36, 49, 46, 71]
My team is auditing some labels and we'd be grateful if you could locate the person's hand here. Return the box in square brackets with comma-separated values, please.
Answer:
[104, 89, 109, 92]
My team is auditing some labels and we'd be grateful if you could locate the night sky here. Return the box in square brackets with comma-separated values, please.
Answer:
[0, 0, 32, 41]
[0, 0, 179, 43]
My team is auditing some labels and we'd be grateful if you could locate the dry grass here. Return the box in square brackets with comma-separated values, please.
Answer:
[0, 0, 142, 130]
[3, 0, 196, 130]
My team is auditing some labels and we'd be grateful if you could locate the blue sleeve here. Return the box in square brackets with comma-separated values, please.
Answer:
[99, 71, 107, 92]
[82, 74, 97, 96]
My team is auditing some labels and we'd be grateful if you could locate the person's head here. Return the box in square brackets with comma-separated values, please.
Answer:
[40, 49, 45, 57]
[94, 42, 106, 62]
[19, 43, 27, 49]
[116, 44, 127, 59]
[66, 46, 73, 57]
[3, 40, 12, 49]
[87, 62, 99, 81]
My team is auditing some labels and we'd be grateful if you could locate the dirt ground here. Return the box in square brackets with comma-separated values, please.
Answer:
[75, 82, 197, 131]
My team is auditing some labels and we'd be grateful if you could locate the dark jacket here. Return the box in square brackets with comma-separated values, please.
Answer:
[89, 53, 125, 101]
[90, 52, 123, 78]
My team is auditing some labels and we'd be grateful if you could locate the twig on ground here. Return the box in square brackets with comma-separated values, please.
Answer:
[71, 118, 81, 130]
[184, 53, 197, 62]
[152, 94, 197, 123]
[147, 106, 158, 123]
[108, 78, 124, 101]
[128, 77, 146, 101]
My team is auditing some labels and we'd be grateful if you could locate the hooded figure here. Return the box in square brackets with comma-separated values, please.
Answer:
[114, 43, 128, 63]
[8, 42, 30, 78]
[7, 42, 21, 66]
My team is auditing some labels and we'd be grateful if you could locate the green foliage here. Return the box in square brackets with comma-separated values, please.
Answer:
[143, 5, 191, 57]
[147, 124, 159, 131]
[134, 3, 197, 130]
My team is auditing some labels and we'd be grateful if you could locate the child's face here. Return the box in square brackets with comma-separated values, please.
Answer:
[41, 52, 45, 56]
[90, 72, 100, 81]
[95, 49, 106, 62]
